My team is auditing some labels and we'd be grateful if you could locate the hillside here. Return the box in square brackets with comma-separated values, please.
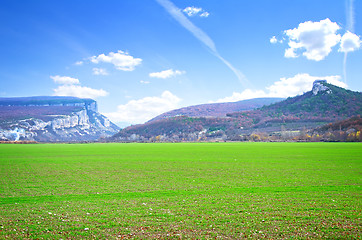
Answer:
[316, 115, 362, 132]
[304, 116, 362, 142]
[110, 81, 362, 142]
[149, 98, 283, 122]
[226, 81, 362, 132]
[230, 81, 361, 119]
[0, 96, 119, 142]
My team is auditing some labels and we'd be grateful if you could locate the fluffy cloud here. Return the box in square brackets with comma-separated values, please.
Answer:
[183, 6, 202, 16]
[276, 18, 361, 61]
[51, 75, 108, 99]
[270, 36, 278, 44]
[214, 73, 346, 103]
[266, 73, 346, 97]
[50, 75, 80, 85]
[183, 6, 209, 17]
[74, 61, 83, 66]
[92, 68, 109, 76]
[149, 69, 185, 79]
[90, 50, 142, 71]
[104, 91, 181, 124]
[283, 18, 341, 61]
[53, 85, 108, 99]
[339, 31, 361, 53]
[214, 89, 269, 103]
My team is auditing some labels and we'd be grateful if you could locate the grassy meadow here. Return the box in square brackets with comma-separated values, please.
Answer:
[0, 142, 361, 239]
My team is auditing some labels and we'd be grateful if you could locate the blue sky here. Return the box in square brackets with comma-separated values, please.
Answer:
[1, 0, 361, 126]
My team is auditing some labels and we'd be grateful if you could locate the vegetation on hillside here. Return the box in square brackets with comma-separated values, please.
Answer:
[150, 98, 283, 121]
[0, 106, 83, 123]
[111, 82, 362, 142]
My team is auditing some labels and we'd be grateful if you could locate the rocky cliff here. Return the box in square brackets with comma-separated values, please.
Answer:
[312, 80, 332, 95]
[0, 96, 119, 142]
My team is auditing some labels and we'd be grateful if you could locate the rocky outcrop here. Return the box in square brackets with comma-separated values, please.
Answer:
[0, 96, 119, 142]
[312, 80, 332, 95]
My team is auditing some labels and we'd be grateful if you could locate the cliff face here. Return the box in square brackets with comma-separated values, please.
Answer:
[0, 96, 119, 142]
[312, 80, 332, 95]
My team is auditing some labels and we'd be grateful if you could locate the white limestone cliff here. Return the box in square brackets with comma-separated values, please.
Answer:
[0, 101, 119, 142]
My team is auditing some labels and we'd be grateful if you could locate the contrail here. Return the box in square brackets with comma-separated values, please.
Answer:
[155, 0, 249, 87]
[346, 0, 355, 33]
[343, 52, 348, 83]
[344, 0, 355, 83]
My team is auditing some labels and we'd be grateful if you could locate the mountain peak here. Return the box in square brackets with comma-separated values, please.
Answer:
[312, 80, 332, 95]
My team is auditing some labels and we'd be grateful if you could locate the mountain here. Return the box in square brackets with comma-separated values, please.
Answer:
[226, 80, 362, 132]
[0, 96, 119, 142]
[236, 80, 361, 118]
[110, 80, 362, 142]
[149, 98, 283, 122]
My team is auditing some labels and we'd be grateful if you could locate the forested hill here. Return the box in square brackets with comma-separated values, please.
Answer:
[110, 81, 362, 142]
[230, 81, 362, 119]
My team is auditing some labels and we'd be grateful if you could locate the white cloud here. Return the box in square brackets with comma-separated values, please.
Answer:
[149, 69, 185, 79]
[213, 89, 269, 103]
[266, 73, 346, 97]
[92, 68, 109, 76]
[183, 6, 209, 17]
[214, 73, 346, 103]
[90, 50, 142, 71]
[74, 61, 83, 66]
[104, 91, 181, 124]
[51, 75, 108, 99]
[283, 18, 341, 61]
[53, 85, 108, 99]
[140, 80, 150, 84]
[284, 47, 298, 58]
[270, 36, 278, 44]
[51, 75, 80, 85]
[183, 6, 202, 16]
[339, 31, 361, 53]
[200, 12, 210, 18]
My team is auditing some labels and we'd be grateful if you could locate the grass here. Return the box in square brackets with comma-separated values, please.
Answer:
[0, 142, 361, 239]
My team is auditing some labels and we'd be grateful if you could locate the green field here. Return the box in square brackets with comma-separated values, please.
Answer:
[0, 143, 361, 239]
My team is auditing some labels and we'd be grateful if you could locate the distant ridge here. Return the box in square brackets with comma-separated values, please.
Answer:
[149, 97, 284, 122]
[110, 81, 362, 142]
[0, 96, 94, 103]
[0, 96, 96, 109]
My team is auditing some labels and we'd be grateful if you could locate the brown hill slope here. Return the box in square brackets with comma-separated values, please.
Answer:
[149, 97, 283, 122]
